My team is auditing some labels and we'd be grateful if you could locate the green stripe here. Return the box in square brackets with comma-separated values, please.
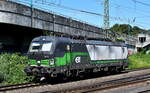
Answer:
[92, 59, 127, 64]
[55, 52, 88, 66]
[29, 60, 36, 65]
[41, 60, 49, 65]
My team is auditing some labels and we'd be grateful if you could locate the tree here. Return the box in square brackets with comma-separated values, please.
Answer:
[132, 26, 143, 35]
[110, 24, 146, 35]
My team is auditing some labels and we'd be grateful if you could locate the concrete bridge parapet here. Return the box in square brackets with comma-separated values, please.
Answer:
[0, 0, 106, 39]
[0, 0, 137, 46]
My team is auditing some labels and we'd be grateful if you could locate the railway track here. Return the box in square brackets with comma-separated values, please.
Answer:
[0, 83, 41, 92]
[69, 73, 150, 93]
[0, 68, 150, 93]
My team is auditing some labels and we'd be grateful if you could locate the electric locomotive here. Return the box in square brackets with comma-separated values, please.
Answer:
[24, 36, 128, 80]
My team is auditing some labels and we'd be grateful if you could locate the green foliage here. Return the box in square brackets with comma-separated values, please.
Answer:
[128, 53, 150, 69]
[132, 26, 143, 35]
[0, 52, 149, 84]
[110, 24, 146, 35]
[0, 53, 32, 84]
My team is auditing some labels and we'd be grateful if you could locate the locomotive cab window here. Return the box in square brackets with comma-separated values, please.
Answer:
[42, 43, 52, 51]
[30, 43, 40, 52]
[29, 42, 52, 52]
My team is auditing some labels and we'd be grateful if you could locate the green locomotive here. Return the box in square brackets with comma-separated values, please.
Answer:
[24, 36, 128, 80]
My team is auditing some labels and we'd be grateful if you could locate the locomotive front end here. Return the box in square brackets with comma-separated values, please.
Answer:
[24, 37, 55, 78]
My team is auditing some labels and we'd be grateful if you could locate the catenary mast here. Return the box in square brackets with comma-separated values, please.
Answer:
[104, 0, 109, 29]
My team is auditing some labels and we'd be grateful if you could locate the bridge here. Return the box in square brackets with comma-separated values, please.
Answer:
[0, 0, 137, 53]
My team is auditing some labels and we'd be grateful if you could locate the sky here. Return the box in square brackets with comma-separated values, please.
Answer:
[9, 0, 150, 30]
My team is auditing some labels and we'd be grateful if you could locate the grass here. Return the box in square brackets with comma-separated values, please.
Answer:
[128, 53, 150, 69]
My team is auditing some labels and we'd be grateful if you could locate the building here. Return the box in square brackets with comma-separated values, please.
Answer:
[136, 32, 150, 53]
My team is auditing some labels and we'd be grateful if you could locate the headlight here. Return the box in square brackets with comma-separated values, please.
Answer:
[37, 61, 41, 64]
[49, 59, 54, 65]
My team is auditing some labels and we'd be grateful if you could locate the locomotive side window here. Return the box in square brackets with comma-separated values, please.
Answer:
[54, 43, 67, 57]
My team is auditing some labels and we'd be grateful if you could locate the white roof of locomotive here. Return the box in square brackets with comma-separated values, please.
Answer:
[32, 36, 126, 47]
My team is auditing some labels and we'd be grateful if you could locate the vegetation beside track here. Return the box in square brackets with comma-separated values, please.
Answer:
[128, 52, 150, 69]
[0, 53, 32, 84]
[0, 52, 149, 84]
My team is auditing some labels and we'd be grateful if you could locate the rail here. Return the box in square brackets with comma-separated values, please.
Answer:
[0, 68, 150, 93]
[0, 83, 41, 92]
[70, 73, 150, 93]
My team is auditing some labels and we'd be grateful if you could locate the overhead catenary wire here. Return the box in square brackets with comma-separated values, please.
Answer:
[110, 0, 150, 27]
[34, 0, 135, 23]
[37, 0, 150, 26]
[131, 0, 150, 7]
[35, 0, 103, 16]
[7, 0, 150, 29]
[110, 1, 150, 19]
